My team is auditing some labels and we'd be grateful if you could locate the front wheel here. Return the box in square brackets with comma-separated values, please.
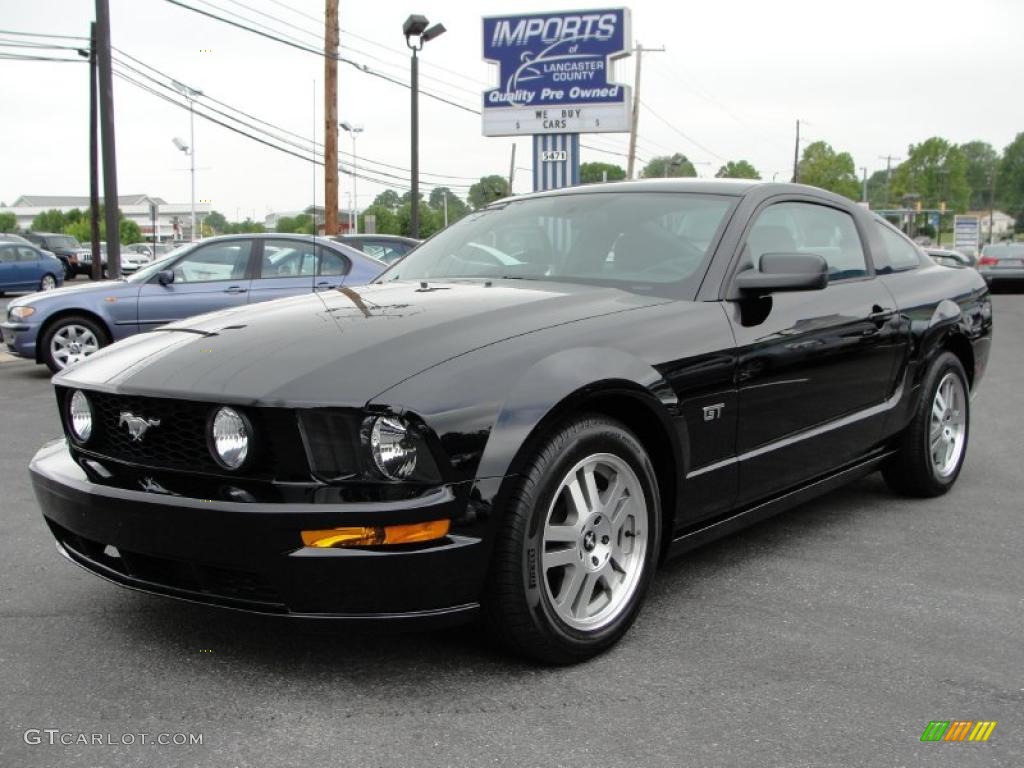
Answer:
[883, 351, 970, 497]
[39, 273, 58, 291]
[483, 415, 661, 664]
[41, 315, 109, 373]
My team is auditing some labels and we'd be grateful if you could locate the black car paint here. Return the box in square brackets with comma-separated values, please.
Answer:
[30, 181, 993, 623]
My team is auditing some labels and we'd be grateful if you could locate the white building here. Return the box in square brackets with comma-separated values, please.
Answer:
[0, 194, 211, 241]
[968, 209, 1016, 239]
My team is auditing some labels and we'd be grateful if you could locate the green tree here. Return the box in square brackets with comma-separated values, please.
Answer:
[224, 218, 266, 234]
[468, 175, 510, 210]
[396, 202, 443, 238]
[0, 212, 16, 232]
[580, 162, 626, 183]
[890, 137, 969, 212]
[960, 141, 1000, 210]
[32, 208, 66, 232]
[359, 203, 399, 235]
[715, 160, 761, 179]
[64, 208, 84, 226]
[797, 141, 860, 200]
[372, 190, 401, 210]
[428, 187, 469, 224]
[641, 154, 697, 179]
[995, 132, 1024, 216]
[119, 219, 142, 245]
[276, 213, 315, 234]
[205, 210, 228, 234]
[866, 169, 890, 209]
[65, 219, 91, 243]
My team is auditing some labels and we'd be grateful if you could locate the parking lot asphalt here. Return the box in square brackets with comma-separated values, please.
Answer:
[1, 291, 1021, 768]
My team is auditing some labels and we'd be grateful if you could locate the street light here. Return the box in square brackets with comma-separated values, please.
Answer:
[404, 14, 445, 238]
[340, 121, 364, 233]
[171, 80, 202, 241]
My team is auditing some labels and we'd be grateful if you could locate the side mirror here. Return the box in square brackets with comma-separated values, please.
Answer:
[735, 252, 828, 295]
[157, 269, 175, 285]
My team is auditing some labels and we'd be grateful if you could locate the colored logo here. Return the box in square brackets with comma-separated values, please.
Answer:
[920, 720, 997, 742]
[482, 9, 629, 109]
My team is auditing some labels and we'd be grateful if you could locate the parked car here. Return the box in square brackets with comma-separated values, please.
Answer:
[331, 233, 420, 264]
[0, 241, 64, 295]
[977, 242, 1024, 288]
[925, 247, 975, 269]
[27, 180, 992, 663]
[2, 234, 385, 371]
[22, 232, 91, 279]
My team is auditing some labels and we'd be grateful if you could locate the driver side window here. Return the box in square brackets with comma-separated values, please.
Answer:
[172, 241, 252, 283]
[747, 202, 867, 280]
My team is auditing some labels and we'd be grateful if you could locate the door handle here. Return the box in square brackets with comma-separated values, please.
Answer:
[868, 306, 895, 325]
[223, 286, 247, 294]
[315, 281, 334, 291]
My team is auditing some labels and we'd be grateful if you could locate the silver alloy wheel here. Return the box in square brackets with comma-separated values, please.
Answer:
[50, 324, 100, 369]
[40, 274, 57, 291]
[930, 371, 967, 478]
[541, 452, 648, 631]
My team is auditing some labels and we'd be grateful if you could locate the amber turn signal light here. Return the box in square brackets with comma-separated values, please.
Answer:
[301, 519, 450, 548]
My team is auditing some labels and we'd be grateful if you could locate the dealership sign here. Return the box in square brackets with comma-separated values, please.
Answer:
[482, 9, 631, 137]
[953, 215, 980, 254]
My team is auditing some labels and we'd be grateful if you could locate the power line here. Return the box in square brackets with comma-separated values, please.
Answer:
[0, 28, 87, 40]
[161, 0, 480, 115]
[111, 46, 479, 184]
[639, 99, 726, 162]
[0, 52, 86, 63]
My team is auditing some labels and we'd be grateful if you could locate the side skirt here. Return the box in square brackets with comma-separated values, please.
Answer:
[665, 450, 895, 560]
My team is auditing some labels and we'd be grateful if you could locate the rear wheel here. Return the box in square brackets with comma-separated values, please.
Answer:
[883, 351, 969, 497]
[41, 315, 109, 372]
[483, 415, 661, 664]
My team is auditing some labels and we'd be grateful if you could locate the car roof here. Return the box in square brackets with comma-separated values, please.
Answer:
[338, 234, 419, 242]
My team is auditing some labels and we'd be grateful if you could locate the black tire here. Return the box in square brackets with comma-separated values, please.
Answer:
[483, 414, 662, 664]
[882, 351, 970, 497]
[61, 259, 73, 281]
[40, 314, 110, 373]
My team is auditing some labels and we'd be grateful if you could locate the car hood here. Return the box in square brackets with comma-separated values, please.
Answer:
[55, 280, 668, 406]
[9, 279, 137, 308]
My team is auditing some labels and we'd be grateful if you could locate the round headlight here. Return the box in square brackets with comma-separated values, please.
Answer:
[68, 390, 93, 443]
[209, 407, 250, 470]
[370, 416, 417, 479]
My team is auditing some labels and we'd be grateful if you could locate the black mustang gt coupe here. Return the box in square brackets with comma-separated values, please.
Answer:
[30, 180, 992, 663]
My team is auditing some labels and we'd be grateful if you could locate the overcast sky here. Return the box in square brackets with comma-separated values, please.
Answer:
[1, 0, 1021, 219]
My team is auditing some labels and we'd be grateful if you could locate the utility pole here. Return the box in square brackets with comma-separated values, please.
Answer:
[95, 0, 121, 278]
[791, 119, 800, 183]
[87, 23, 102, 280]
[442, 190, 448, 228]
[507, 143, 516, 194]
[324, 0, 339, 235]
[860, 166, 868, 204]
[879, 155, 901, 209]
[988, 169, 997, 244]
[626, 43, 664, 180]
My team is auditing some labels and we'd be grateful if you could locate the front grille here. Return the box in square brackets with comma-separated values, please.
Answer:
[89, 392, 219, 472]
[57, 388, 310, 480]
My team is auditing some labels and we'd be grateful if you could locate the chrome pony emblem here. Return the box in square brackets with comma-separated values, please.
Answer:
[119, 412, 161, 442]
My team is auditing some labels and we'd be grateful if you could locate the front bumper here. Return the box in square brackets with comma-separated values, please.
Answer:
[0, 320, 39, 359]
[30, 440, 489, 627]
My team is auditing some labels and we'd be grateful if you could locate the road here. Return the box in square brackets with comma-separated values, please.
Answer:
[1, 290, 1021, 768]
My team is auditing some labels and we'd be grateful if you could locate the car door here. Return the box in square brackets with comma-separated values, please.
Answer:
[136, 239, 255, 328]
[247, 238, 317, 305]
[726, 199, 904, 504]
[0, 244, 22, 289]
[314, 244, 351, 292]
[16, 246, 44, 289]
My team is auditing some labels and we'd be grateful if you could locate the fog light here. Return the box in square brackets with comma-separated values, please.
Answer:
[301, 519, 450, 548]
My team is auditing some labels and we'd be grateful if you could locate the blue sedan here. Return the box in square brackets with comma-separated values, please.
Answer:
[0, 240, 65, 295]
[1, 234, 385, 371]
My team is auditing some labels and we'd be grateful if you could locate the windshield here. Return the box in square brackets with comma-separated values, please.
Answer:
[48, 236, 80, 250]
[382, 192, 735, 289]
